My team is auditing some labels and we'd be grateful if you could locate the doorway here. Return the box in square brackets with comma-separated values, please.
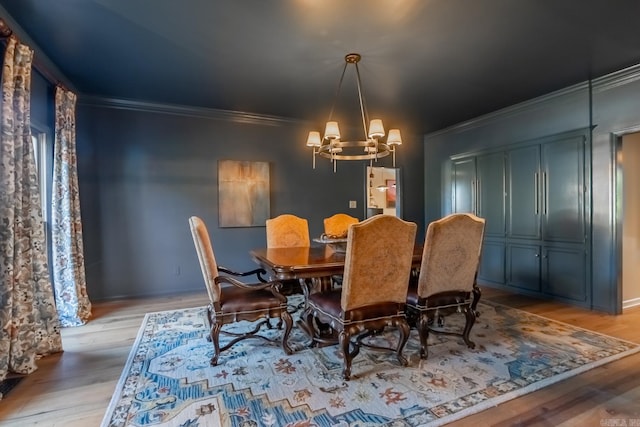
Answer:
[365, 166, 401, 218]
[617, 132, 640, 310]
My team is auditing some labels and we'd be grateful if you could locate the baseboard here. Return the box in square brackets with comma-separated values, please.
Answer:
[622, 297, 640, 310]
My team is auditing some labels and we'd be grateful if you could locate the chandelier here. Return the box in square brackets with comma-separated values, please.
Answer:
[305, 53, 402, 171]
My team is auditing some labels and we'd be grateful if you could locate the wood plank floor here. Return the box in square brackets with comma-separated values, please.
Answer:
[0, 287, 639, 426]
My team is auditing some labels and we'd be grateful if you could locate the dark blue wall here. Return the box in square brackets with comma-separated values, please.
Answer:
[423, 65, 640, 313]
[76, 102, 425, 300]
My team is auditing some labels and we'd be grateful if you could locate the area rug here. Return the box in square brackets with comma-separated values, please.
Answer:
[101, 298, 640, 427]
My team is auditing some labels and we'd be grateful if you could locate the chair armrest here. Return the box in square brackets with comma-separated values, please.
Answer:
[218, 266, 268, 283]
[215, 275, 287, 303]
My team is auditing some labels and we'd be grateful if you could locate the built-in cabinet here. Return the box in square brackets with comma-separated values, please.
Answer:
[452, 152, 506, 285]
[450, 129, 590, 307]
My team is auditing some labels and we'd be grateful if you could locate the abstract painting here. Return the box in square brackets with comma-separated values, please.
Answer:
[218, 160, 270, 227]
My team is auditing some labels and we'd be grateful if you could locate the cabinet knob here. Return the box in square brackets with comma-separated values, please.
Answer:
[534, 253, 540, 257]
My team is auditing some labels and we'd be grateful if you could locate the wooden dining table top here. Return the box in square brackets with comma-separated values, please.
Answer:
[250, 243, 423, 281]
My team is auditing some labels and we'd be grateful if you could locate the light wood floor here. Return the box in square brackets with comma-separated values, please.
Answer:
[0, 287, 639, 426]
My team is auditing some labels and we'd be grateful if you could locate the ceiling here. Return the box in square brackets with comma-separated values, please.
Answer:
[1, 0, 640, 135]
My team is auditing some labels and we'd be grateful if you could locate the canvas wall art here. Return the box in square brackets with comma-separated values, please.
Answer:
[218, 160, 270, 227]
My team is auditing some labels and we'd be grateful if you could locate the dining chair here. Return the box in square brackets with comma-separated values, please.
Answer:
[406, 213, 486, 359]
[322, 213, 359, 238]
[302, 214, 417, 380]
[189, 216, 293, 365]
[265, 214, 310, 248]
[265, 213, 311, 296]
[322, 213, 359, 287]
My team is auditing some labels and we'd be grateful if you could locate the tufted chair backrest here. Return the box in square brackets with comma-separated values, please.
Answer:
[323, 213, 359, 239]
[417, 213, 485, 298]
[341, 215, 417, 311]
[266, 214, 310, 248]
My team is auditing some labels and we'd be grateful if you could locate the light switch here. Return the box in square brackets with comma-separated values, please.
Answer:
[349, 200, 357, 208]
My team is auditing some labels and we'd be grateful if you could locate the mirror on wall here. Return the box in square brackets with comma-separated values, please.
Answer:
[365, 166, 401, 218]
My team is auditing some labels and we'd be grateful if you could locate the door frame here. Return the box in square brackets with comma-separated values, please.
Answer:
[612, 125, 640, 313]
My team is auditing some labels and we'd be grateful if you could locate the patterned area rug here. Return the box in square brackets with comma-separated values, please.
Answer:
[102, 298, 640, 427]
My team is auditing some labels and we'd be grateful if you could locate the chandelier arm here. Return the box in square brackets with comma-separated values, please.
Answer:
[328, 61, 350, 123]
[317, 150, 390, 161]
[317, 140, 391, 160]
[306, 53, 401, 171]
[354, 62, 370, 141]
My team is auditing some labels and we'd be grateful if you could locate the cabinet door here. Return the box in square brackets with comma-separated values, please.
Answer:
[452, 157, 476, 214]
[542, 245, 587, 302]
[541, 136, 585, 243]
[477, 152, 505, 237]
[478, 241, 505, 284]
[507, 243, 541, 291]
[507, 145, 541, 239]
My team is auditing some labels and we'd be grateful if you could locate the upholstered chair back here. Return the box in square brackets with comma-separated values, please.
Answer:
[341, 215, 417, 311]
[417, 213, 485, 298]
[266, 214, 310, 248]
[323, 213, 359, 238]
[189, 216, 220, 304]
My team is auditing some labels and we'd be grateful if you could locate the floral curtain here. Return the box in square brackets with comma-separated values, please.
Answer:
[0, 36, 62, 397]
[51, 86, 91, 326]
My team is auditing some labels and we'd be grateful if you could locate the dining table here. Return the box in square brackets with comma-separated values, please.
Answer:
[250, 242, 424, 345]
[250, 243, 424, 292]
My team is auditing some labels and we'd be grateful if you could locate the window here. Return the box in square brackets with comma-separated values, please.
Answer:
[31, 129, 48, 218]
[30, 124, 52, 253]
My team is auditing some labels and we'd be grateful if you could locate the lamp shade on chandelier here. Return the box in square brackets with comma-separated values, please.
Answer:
[306, 53, 402, 171]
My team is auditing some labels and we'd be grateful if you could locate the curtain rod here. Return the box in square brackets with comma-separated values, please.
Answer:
[0, 17, 11, 38]
[0, 17, 71, 91]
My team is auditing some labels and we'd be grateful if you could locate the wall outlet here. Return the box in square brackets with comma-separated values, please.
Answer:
[349, 200, 357, 208]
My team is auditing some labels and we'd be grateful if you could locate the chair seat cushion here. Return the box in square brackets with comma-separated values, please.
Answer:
[406, 288, 472, 310]
[220, 285, 283, 314]
[309, 289, 404, 324]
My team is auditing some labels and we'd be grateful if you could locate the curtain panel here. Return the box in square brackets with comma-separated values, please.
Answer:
[0, 36, 62, 397]
[52, 87, 91, 326]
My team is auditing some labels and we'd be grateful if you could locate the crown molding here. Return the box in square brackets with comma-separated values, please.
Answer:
[424, 81, 589, 139]
[591, 63, 640, 93]
[78, 95, 306, 127]
[425, 63, 640, 140]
